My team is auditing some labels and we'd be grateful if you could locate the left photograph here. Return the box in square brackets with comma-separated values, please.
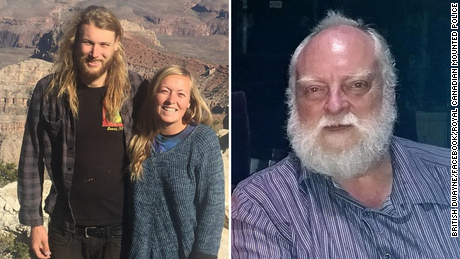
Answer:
[0, 1, 229, 259]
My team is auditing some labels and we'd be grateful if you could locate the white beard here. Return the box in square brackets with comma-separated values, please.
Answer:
[287, 97, 396, 180]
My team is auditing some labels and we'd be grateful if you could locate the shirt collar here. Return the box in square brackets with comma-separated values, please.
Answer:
[296, 155, 312, 184]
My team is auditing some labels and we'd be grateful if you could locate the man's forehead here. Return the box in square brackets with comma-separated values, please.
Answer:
[295, 25, 376, 76]
[300, 26, 373, 57]
[312, 25, 372, 45]
[78, 23, 117, 40]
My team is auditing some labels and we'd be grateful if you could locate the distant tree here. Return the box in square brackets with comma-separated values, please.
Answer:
[0, 232, 30, 259]
[0, 161, 17, 188]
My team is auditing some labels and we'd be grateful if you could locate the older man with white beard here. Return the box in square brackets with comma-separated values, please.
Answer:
[231, 11, 460, 259]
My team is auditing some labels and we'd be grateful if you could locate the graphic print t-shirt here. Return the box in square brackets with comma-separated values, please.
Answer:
[70, 84, 125, 226]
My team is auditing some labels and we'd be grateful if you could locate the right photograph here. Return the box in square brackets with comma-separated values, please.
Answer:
[231, 1, 458, 258]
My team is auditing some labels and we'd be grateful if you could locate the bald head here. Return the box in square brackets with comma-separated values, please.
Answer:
[296, 25, 377, 88]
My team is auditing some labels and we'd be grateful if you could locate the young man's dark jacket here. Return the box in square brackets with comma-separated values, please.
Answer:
[17, 70, 147, 231]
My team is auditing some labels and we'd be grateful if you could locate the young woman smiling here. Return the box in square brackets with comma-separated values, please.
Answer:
[128, 65, 225, 259]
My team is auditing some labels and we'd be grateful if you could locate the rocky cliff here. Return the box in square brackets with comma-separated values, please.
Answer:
[0, 58, 52, 163]
[0, 1, 229, 257]
[0, 0, 229, 165]
[0, 0, 228, 51]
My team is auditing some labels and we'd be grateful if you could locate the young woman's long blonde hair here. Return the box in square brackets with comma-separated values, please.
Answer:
[47, 5, 129, 122]
[129, 65, 213, 180]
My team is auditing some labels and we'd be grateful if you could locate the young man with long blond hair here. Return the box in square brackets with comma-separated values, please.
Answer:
[17, 5, 147, 259]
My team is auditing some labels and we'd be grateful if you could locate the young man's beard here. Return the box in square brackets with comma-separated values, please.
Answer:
[77, 53, 115, 84]
[286, 94, 396, 180]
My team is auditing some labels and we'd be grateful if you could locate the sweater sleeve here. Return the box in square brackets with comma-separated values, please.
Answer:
[192, 126, 225, 256]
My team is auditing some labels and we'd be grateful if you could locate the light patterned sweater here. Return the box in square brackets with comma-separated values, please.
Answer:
[129, 124, 225, 259]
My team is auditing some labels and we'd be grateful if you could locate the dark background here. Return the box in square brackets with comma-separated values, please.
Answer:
[231, 0, 453, 184]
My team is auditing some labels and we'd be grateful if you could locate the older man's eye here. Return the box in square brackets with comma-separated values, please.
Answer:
[306, 86, 319, 93]
[354, 82, 366, 88]
[345, 81, 371, 96]
[350, 81, 368, 89]
[301, 85, 327, 100]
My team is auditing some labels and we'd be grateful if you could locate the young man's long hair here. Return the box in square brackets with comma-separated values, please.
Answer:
[47, 5, 129, 121]
[129, 65, 213, 180]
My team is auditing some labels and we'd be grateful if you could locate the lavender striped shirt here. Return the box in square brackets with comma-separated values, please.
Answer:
[231, 137, 460, 258]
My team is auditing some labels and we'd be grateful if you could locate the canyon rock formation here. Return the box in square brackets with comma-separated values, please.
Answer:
[0, 1, 229, 257]
[0, 0, 229, 164]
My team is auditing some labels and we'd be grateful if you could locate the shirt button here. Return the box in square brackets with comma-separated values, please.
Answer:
[363, 211, 371, 217]
[384, 253, 391, 259]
